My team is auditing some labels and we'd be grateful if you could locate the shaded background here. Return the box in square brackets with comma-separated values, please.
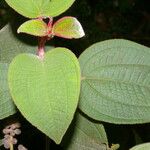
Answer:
[0, 0, 150, 149]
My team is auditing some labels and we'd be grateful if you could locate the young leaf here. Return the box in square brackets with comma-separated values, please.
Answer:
[52, 17, 85, 39]
[79, 39, 150, 124]
[5, 0, 75, 18]
[17, 19, 48, 36]
[0, 63, 16, 120]
[130, 143, 150, 150]
[8, 48, 81, 144]
[62, 112, 108, 150]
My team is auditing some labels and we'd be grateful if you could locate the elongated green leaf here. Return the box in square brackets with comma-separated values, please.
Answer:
[17, 19, 48, 36]
[130, 143, 150, 150]
[62, 112, 108, 150]
[5, 0, 75, 18]
[79, 39, 150, 124]
[8, 48, 80, 144]
[52, 17, 85, 39]
[0, 63, 16, 119]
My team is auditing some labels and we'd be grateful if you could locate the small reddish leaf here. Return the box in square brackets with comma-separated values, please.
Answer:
[17, 19, 48, 36]
[52, 17, 85, 39]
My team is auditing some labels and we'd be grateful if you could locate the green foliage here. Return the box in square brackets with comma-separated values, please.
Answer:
[1, 0, 150, 149]
[63, 112, 108, 150]
[5, 0, 75, 18]
[8, 48, 80, 144]
[0, 63, 16, 119]
[0, 24, 35, 63]
[130, 143, 150, 150]
[52, 17, 85, 39]
[17, 19, 48, 36]
[79, 39, 150, 124]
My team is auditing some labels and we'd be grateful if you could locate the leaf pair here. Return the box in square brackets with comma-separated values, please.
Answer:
[17, 17, 85, 39]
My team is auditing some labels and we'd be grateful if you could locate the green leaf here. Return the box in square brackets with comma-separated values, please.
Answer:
[0, 24, 35, 63]
[130, 143, 150, 150]
[5, 0, 75, 18]
[62, 112, 108, 150]
[8, 48, 80, 144]
[0, 63, 16, 120]
[17, 19, 48, 36]
[52, 17, 85, 39]
[79, 39, 150, 124]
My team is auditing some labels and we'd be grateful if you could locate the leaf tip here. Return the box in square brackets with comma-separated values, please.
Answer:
[17, 27, 21, 34]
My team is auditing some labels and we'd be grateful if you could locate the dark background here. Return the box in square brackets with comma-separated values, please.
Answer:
[0, 0, 150, 149]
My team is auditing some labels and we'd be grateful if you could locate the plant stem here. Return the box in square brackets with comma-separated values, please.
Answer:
[38, 37, 47, 59]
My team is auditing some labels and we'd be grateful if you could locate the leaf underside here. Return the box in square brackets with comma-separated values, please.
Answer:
[5, 0, 75, 18]
[8, 48, 80, 144]
[0, 63, 16, 120]
[62, 112, 108, 150]
[79, 39, 150, 124]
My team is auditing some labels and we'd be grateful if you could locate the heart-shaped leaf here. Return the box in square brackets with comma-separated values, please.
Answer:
[130, 143, 150, 150]
[52, 17, 85, 39]
[17, 19, 48, 36]
[79, 39, 150, 124]
[0, 63, 16, 120]
[5, 0, 75, 18]
[62, 112, 108, 150]
[8, 48, 80, 144]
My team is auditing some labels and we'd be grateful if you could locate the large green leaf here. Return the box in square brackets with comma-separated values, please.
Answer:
[52, 17, 85, 39]
[8, 48, 80, 144]
[62, 112, 108, 150]
[79, 39, 150, 124]
[130, 143, 150, 150]
[5, 0, 75, 18]
[0, 63, 16, 120]
[17, 19, 48, 36]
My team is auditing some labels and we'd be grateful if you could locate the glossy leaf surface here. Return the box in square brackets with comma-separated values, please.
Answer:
[5, 0, 75, 18]
[17, 19, 48, 36]
[63, 112, 108, 150]
[79, 39, 150, 124]
[8, 48, 80, 144]
[52, 17, 85, 39]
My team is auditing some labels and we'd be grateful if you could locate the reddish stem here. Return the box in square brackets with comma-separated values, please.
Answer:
[37, 17, 53, 59]
[38, 37, 47, 59]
